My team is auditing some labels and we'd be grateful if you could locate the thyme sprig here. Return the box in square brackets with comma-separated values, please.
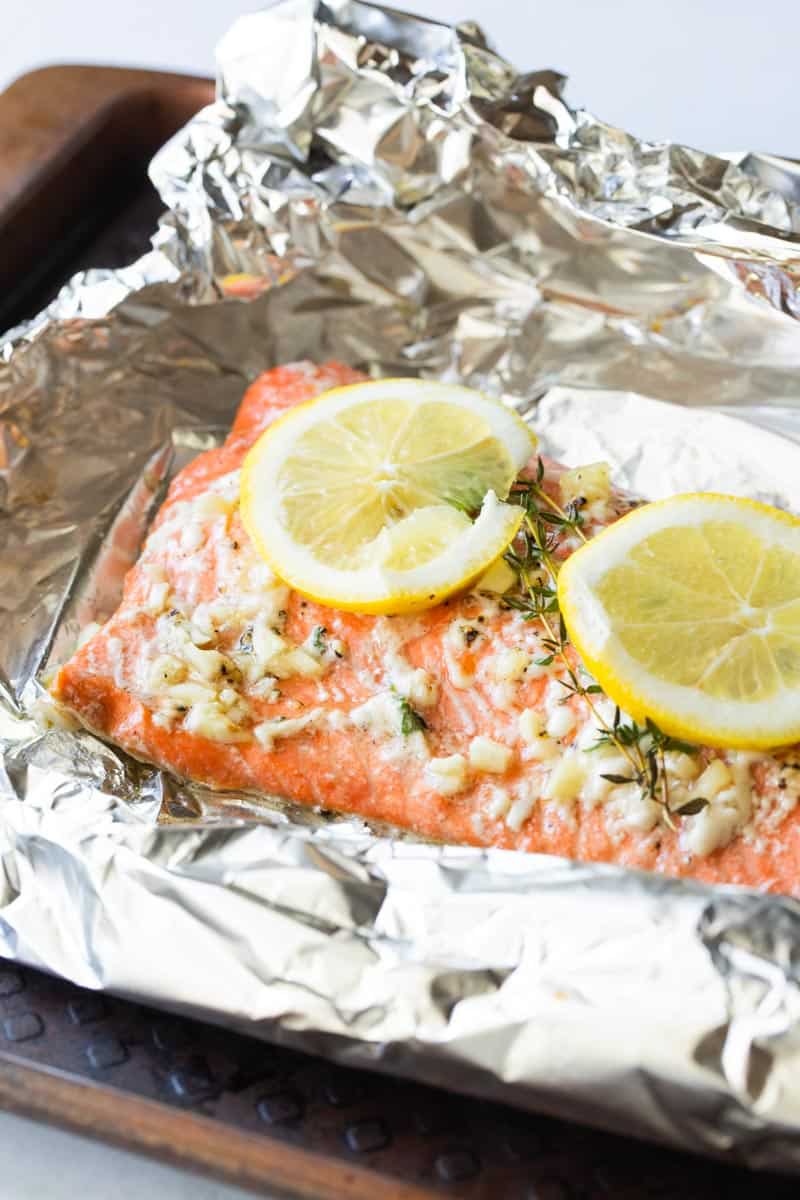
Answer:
[511, 457, 589, 545]
[502, 457, 702, 828]
[594, 711, 706, 830]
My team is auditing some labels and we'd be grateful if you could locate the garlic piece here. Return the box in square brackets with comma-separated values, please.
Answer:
[425, 754, 468, 796]
[543, 751, 587, 806]
[487, 649, 530, 683]
[184, 701, 249, 742]
[546, 705, 575, 739]
[469, 736, 513, 775]
[692, 759, 733, 800]
[475, 557, 516, 594]
[559, 461, 611, 505]
[147, 654, 187, 693]
[518, 707, 545, 743]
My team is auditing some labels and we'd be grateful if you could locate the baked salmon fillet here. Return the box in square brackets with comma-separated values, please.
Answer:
[52, 362, 800, 894]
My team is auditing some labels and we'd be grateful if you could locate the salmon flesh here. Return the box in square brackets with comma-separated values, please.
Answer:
[52, 363, 800, 894]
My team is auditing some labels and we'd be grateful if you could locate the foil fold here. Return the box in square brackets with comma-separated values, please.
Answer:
[3, 0, 800, 1170]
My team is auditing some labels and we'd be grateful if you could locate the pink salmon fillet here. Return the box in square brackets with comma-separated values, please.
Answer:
[52, 362, 800, 895]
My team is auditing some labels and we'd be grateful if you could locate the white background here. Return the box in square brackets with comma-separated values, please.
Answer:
[0, 1, 797, 1197]
[2, 0, 799, 156]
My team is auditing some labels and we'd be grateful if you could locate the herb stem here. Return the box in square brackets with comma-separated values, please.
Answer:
[519, 517, 642, 779]
[503, 461, 698, 828]
[526, 480, 588, 544]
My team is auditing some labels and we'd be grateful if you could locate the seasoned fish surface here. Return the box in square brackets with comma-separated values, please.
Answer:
[53, 363, 800, 894]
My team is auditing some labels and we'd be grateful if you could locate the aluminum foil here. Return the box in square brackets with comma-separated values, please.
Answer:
[4, 0, 800, 1171]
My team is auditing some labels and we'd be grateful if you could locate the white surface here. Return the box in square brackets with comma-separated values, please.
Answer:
[0, 1, 796, 1196]
[0, 1111, 263, 1200]
[1, 0, 799, 155]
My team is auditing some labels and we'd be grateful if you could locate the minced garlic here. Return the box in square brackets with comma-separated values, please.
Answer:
[692, 759, 733, 799]
[543, 751, 586, 806]
[518, 707, 545, 743]
[545, 705, 575, 739]
[167, 681, 217, 707]
[475, 557, 516, 595]
[486, 649, 530, 684]
[485, 787, 512, 820]
[559, 462, 611, 506]
[147, 654, 186, 692]
[425, 754, 468, 796]
[184, 701, 249, 743]
[254, 710, 322, 750]
[664, 750, 700, 783]
[182, 643, 236, 684]
[521, 735, 558, 762]
[607, 783, 661, 834]
[143, 580, 171, 617]
[505, 788, 536, 831]
[272, 647, 325, 679]
[469, 736, 513, 774]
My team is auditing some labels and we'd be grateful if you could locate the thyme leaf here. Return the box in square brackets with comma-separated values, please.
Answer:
[674, 797, 709, 817]
[397, 695, 428, 736]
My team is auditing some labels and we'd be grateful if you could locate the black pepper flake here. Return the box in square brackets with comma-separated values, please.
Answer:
[464, 627, 480, 647]
[779, 779, 788, 789]
[232, 540, 240, 550]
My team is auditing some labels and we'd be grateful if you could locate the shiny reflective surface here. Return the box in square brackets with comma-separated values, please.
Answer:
[3, 0, 800, 1172]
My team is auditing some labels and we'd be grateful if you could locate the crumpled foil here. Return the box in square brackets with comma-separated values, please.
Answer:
[3, 0, 800, 1171]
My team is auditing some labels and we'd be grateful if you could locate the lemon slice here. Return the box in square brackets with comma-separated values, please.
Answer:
[240, 378, 534, 613]
[558, 493, 800, 750]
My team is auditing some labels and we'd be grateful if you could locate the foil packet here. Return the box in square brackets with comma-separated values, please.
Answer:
[3, 0, 800, 1171]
